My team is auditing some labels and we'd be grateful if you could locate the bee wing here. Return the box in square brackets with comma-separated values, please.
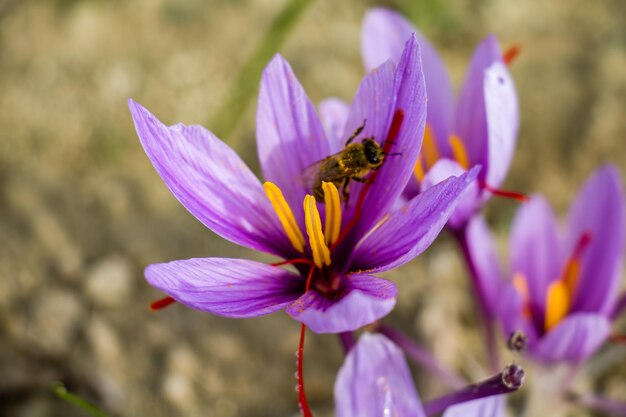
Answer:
[300, 153, 346, 192]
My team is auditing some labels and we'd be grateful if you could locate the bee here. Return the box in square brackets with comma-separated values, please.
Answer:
[306, 122, 386, 202]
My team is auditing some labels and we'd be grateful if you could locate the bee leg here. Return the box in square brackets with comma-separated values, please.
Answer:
[345, 119, 367, 146]
[341, 177, 351, 207]
[352, 176, 367, 183]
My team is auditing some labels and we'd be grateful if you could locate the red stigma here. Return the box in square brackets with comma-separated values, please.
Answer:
[608, 333, 626, 344]
[479, 180, 529, 203]
[271, 258, 315, 267]
[382, 109, 405, 154]
[503, 45, 521, 66]
[296, 323, 313, 417]
[149, 296, 176, 311]
[572, 231, 593, 261]
[295, 265, 316, 417]
[608, 333, 626, 345]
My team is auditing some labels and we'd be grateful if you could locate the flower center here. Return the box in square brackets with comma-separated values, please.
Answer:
[264, 180, 342, 268]
[544, 231, 592, 331]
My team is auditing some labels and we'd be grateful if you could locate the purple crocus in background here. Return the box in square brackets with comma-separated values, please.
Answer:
[469, 165, 625, 363]
[335, 333, 520, 417]
[320, 7, 521, 229]
[129, 35, 478, 335]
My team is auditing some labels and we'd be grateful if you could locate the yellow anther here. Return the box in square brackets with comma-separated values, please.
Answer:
[545, 280, 570, 331]
[449, 134, 470, 170]
[304, 195, 331, 268]
[322, 182, 342, 246]
[413, 158, 425, 182]
[263, 182, 305, 253]
[422, 124, 440, 169]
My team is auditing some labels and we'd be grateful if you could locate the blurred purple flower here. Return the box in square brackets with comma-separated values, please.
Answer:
[335, 333, 507, 417]
[468, 166, 625, 363]
[320, 7, 520, 229]
[129, 36, 477, 334]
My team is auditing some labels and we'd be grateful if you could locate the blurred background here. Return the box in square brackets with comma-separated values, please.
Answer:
[1, 0, 625, 416]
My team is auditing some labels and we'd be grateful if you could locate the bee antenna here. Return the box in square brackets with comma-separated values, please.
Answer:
[383, 152, 402, 157]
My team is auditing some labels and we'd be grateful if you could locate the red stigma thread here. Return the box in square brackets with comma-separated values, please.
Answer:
[297, 323, 313, 417]
[271, 258, 315, 267]
[571, 231, 593, 261]
[331, 109, 405, 250]
[479, 180, 529, 203]
[149, 296, 176, 311]
[503, 45, 521, 66]
[296, 265, 316, 417]
[608, 333, 626, 344]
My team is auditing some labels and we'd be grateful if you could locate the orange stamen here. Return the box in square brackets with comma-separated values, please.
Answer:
[149, 296, 176, 311]
[479, 180, 529, 202]
[544, 231, 593, 331]
[503, 45, 521, 66]
[421, 125, 440, 169]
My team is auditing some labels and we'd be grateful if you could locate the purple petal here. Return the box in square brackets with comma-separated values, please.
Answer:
[498, 283, 540, 345]
[464, 216, 505, 318]
[349, 167, 479, 273]
[532, 314, 610, 363]
[483, 62, 519, 188]
[510, 196, 562, 319]
[256, 55, 330, 225]
[145, 258, 303, 318]
[341, 61, 395, 156]
[318, 97, 350, 153]
[128, 100, 291, 256]
[454, 35, 502, 181]
[567, 166, 625, 315]
[421, 158, 482, 229]
[286, 274, 397, 333]
[348, 35, 428, 240]
[361, 8, 454, 154]
[335, 333, 426, 417]
[442, 396, 506, 417]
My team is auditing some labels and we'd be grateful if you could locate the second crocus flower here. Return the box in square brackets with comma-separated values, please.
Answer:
[469, 166, 625, 363]
[335, 333, 510, 417]
[354, 7, 520, 229]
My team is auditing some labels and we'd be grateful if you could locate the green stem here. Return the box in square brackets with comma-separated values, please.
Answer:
[52, 382, 110, 417]
[210, 0, 313, 138]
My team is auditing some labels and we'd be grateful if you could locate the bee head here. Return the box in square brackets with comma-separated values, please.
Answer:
[363, 138, 384, 168]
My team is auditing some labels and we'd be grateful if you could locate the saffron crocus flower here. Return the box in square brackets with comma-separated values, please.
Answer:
[335, 333, 514, 417]
[129, 36, 478, 334]
[469, 166, 625, 363]
[333, 7, 519, 229]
